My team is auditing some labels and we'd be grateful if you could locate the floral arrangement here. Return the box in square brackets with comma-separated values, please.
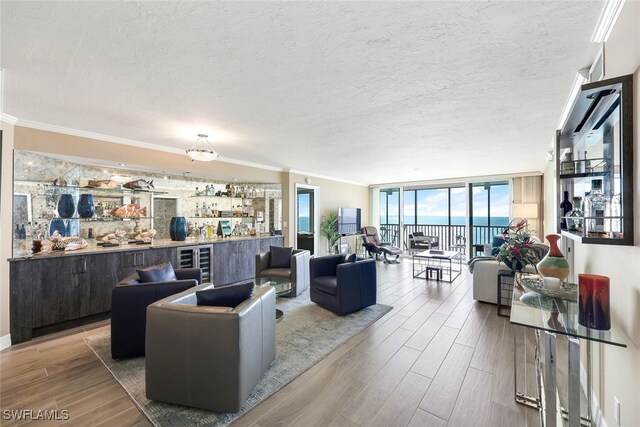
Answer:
[495, 219, 541, 271]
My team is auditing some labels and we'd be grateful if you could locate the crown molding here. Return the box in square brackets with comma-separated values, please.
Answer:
[0, 113, 18, 125]
[8, 117, 289, 173]
[11, 117, 185, 154]
[287, 169, 368, 187]
[371, 170, 544, 189]
[216, 156, 283, 172]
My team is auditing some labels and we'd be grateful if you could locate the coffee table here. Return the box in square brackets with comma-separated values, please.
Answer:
[255, 277, 292, 320]
[412, 249, 462, 283]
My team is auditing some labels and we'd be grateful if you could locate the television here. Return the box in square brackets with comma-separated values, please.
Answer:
[337, 207, 361, 235]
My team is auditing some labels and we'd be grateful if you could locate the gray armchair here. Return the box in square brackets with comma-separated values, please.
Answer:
[255, 249, 310, 297]
[145, 283, 276, 412]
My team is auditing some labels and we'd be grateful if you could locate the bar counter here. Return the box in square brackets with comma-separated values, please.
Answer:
[9, 234, 283, 261]
[9, 235, 285, 344]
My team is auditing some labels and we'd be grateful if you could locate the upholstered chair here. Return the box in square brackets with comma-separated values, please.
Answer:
[310, 254, 377, 315]
[111, 264, 202, 359]
[361, 226, 402, 263]
[145, 283, 276, 412]
[255, 246, 310, 296]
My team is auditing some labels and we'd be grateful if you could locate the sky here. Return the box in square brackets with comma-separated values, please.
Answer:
[381, 184, 510, 223]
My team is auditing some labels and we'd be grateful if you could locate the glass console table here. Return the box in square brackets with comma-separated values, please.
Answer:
[510, 273, 627, 427]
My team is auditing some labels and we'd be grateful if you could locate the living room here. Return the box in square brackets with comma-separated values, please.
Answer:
[1, 1, 639, 426]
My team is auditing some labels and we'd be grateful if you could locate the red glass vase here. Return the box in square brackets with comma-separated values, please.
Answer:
[578, 274, 610, 330]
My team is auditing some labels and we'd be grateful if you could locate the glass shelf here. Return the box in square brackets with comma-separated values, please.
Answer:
[510, 273, 627, 347]
[558, 171, 609, 181]
[189, 195, 260, 199]
[18, 181, 168, 195]
[186, 216, 249, 220]
[81, 217, 153, 221]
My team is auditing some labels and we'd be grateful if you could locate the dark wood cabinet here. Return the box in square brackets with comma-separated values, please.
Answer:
[210, 237, 283, 286]
[10, 246, 175, 344]
[9, 237, 283, 344]
[29, 257, 90, 328]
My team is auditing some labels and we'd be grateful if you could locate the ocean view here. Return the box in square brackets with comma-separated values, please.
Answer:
[385, 216, 510, 226]
[298, 216, 510, 232]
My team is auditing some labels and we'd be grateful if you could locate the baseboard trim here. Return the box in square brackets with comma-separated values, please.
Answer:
[0, 334, 11, 351]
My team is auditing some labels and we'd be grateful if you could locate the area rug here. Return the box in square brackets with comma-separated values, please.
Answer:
[85, 292, 392, 427]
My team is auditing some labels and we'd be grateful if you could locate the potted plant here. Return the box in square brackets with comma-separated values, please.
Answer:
[320, 212, 340, 254]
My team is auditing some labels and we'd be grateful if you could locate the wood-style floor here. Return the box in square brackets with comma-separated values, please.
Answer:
[1, 260, 540, 426]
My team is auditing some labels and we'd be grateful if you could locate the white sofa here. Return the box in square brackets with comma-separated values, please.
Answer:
[470, 259, 536, 304]
[469, 243, 548, 304]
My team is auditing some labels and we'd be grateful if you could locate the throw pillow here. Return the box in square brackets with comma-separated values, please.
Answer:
[270, 246, 293, 268]
[196, 281, 254, 307]
[341, 253, 357, 263]
[137, 262, 177, 283]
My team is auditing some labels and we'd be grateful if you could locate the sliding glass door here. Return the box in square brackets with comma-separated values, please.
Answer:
[469, 182, 510, 256]
[379, 188, 400, 247]
[402, 187, 466, 251]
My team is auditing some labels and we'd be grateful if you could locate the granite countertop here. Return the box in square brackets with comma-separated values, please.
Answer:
[9, 235, 284, 261]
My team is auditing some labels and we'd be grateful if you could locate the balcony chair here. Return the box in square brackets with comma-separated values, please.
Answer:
[449, 235, 467, 258]
[361, 226, 401, 264]
[408, 231, 439, 253]
[310, 254, 377, 315]
[255, 246, 310, 297]
[111, 263, 202, 359]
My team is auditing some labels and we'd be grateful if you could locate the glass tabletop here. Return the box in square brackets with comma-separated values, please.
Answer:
[255, 277, 292, 296]
[413, 250, 459, 259]
[510, 272, 627, 348]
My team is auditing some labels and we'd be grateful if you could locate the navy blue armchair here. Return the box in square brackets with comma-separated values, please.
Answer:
[111, 268, 202, 359]
[310, 255, 377, 315]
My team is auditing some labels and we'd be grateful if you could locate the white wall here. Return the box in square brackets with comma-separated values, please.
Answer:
[543, 3, 640, 425]
[283, 172, 370, 254]
[0, 121, 15, 340]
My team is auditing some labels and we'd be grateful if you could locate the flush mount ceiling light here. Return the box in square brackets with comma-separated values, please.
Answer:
[186, 134, 219, 162]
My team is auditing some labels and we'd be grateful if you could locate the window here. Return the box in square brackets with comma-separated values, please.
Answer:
[402, 187, 466, 226]
[470, 182, 510, 251]
[379, 188, 400, 225]
[297, 192, 312, 232]
[379, 188, 400, 247]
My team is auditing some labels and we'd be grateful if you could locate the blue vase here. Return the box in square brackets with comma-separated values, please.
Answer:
[49, 219, 66, 237]
[77, 194, 95, 218]
[503, 258, 523, 272]
[170, 216, 187, 241]
[57, 194, 75, 218]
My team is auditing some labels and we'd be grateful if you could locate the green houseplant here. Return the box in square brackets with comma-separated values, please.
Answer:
[320, 211, 340, 254]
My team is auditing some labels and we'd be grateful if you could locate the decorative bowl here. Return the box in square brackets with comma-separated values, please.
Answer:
[519, 276, 577, 301]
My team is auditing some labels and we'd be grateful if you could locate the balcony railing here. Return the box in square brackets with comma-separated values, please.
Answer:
[377, 223, 507, 256]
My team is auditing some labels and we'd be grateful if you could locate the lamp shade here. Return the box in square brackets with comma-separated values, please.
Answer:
[512, 203, 538, 219]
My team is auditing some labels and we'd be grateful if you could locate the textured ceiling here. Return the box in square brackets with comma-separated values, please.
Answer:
[1, 1, 602, 185]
